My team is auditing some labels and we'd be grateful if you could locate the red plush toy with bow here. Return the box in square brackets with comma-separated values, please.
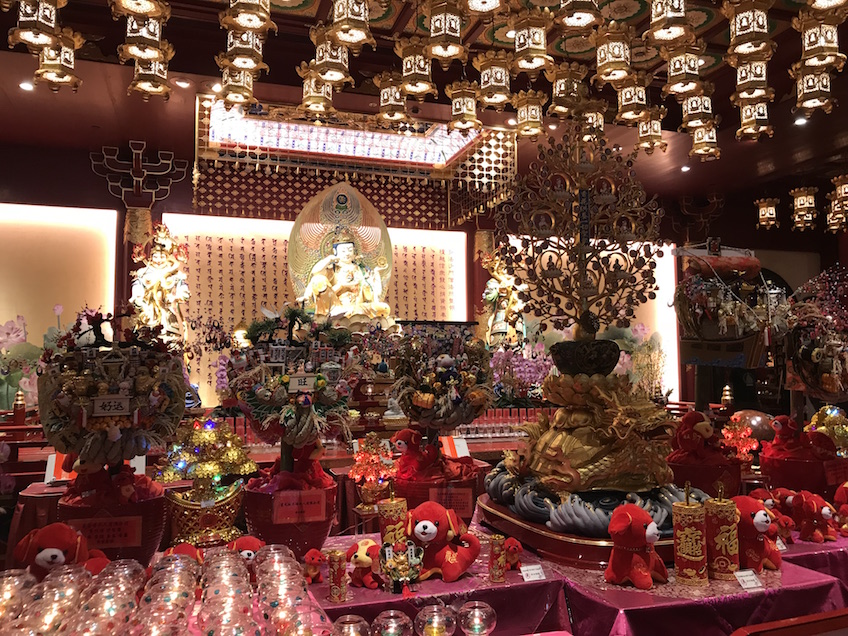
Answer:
[667, 412, 729, 464]
[228, 536, 265, 562]
[14, 523, 110, 580]
[793, 490, 839, 543]
[603, 504, 667, 590]
[732, 496, 782, 572]
[391, 429, 437, 479]
[749, 488, 796, 545]
[346, 539, 381, 589]
[302, 548, 326, 584]
[407, 501, 481, 583]
[504, 537, 523, 570]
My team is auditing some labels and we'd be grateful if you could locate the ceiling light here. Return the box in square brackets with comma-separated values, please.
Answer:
[592, 20, 633, 87]
[506, 117, 517, 125]
[426, 0, 466, 71]
[373, 70, 406, 122]
[505, 29, 516, 39]
[637, 106, 668, 155]
[445, 80, 482, 135]
[19, 80, 34, 90]
[33, 30, 84, 93]
[548, 123, 558, 130]
[327, 0, 374, 56]
[558, 0, 602, 30]
[512, 89, 548, 137]
[510, 8, 554, 80]
[211, 82, 223, 92]
[395, 36, 437, 101]
[790, 186, 818, 231]
[546, 61, 588, 118]
[473, 50, 513, 111]
[645, 0, 693, 46]
[173, 78, 191, 88]
[681, 165, 691, 172]
[310, 23, 352, 88]
[755, 197, 780, 229]
[794, 115, 807, 125]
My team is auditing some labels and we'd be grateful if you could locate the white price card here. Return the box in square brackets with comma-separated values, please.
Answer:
[775, 537, 787, 552]
[734, 569, 764, 591]
[519, 564, 546, 582]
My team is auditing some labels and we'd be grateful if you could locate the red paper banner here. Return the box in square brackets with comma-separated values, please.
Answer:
[272, 489, 327, 524]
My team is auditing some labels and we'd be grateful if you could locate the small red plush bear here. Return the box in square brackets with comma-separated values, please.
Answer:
[504, 537, 523, 570]
[346, 539, 381, 589]
[749, 488, 796, 545]
[302, 548, 326, 584]
[603, 504, 667, 590]
[14, 522, 110, 580]
[833, 481, 848, 536]
[793, 490, 839, 543]
[390, 429, 437, 479]
[407, 501, 481, 583]
[667, 412, 729, 464]
[771, 487, 797, 517]
[732, 496, 782, 573]
[228, 536, 265, 562]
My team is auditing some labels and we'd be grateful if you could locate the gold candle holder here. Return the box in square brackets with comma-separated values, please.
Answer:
[673, 482, 708, 586]
[377, 495, 408, 548]
[705, 484, 740, 580]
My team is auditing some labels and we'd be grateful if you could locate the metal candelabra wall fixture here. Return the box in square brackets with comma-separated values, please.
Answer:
[755, 173, 848, 233]
[3, 0, 848, 153]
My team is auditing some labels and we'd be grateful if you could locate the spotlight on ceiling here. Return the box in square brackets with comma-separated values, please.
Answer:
[794, 115, 808, 126]
[19, 81, 34, 91]
[211, 82, 222, 92]
[507, 117, 517, 125]
[173, 77, 192, 88]
[681, 165, 691, 172]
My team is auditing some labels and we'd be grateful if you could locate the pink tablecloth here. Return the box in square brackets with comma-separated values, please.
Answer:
[558, 562, 848, 636]
[781, 532, 848, 583]
[311, 533, 569, 636]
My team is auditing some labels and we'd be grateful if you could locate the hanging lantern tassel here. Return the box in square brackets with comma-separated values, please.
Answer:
[672, 481, 708, 586]
[705, 484, 740, 580]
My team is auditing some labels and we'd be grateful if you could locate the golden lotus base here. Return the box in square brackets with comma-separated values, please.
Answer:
[166, 481, 244, 548]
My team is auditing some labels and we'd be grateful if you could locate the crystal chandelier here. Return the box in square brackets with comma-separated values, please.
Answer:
[426, 0, 466, 70]
[328, 0, 374, 55]
[680, 85, 714, 129]
[373, 71, 406, 122]
[661, 40, 705, 100]
[557, 0, 601, 30]
[395, 36, 437, 101]
[118, 15, 174, 63]
[473, 50, 513, 111]
[592, 21, 633, 87]
[510, 9, 553, 80]
[637, 106, 668, 154]
[297, 63, 334, 115]
[33, 28, 83, 92]
[790, 62, 835, 117]
[826, 193, 847, 232]
[722, 0, 774, 58]
[644, 0, 693, 46]
[310, 23, 353, 87]
[512, 89, 548, 138]
[689, 122, 720, 160]
[790, 186, 817, 231]
[219, 0, 276, 33]
[215, 29, 267, 73]
[8, 0, 61, 51]
[446, 80, 482, 135]
[615, 70, 650, 124]
[755, 197, 779, 229]
[545, 62, 588, 118]
[128, 59, 170, 100]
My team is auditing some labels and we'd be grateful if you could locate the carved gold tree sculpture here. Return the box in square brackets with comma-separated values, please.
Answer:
[494, 121, 665, 333]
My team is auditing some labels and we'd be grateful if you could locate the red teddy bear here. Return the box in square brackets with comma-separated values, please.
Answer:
[771, 487, 797, 517]
[732, 496, 782, 573]
[407, 501, 481, 583]
[667, 412, 729, 464]
[302, 548, 326, 584]
[14, 523, 110, 580]
[228, 536, 265, 562]
[603, 504, 667, 590]
[793, 490, 839, 543]
[504, 537, 523, 571]
[749, 488, 796, 545]
[346, 539, 381, 589]
[391, 429, 437, 479]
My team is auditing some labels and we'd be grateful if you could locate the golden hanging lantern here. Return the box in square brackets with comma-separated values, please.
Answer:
[592, 20, 633, 87]
[512, 89, 547, 138]
[790, 186, 818, 231]
[445, 80, 482, 135]
[8, 0, 63, 51]
[215, 29, 266, 73]
[637, 106, 668, 154]
[128, 59, 170, 100]
[510, 8, 554, 79]
[557, 0, 601, 30]
[722, 0, 774, 58]
[108, 0, 167, 18]
[118, 15, 174, 63]
[473, 50, 513, 111]
[328, 0, 374, 55]
[395, 36, 437, 101]
[790, 62, 834, 117]
[728, 57, 773, 101]
[545, 61, 588, 118]
[736, 98, 773, 140]
[574, 98, 607, 140]
[219, 67, 255, 105]
[826, 192, 847, 232]
[832, 174, 848, 204]
[644, 0, 693, 46]
[807, 0, 848, 11]
[33, 29, 83, 92]
[689, 121, 720, 160]
[219, 0, 276, 33]
[793, 11, 846, 71]
[425, 0, 466, 70]
[373, 71, 407, 122]
[615, 70, 650, 124]
[661, 40, 705, 100]
[297, 62, 334, 114]
[680, 84, 714, 129]
[310, 23, 353, 87]
[755, 197, 779, 229]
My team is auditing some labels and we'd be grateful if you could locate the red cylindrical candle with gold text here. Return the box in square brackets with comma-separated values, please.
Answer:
[377, 497, 408, 549]
[489, 534, 506, 583]
[705, 497, 739, 580]
[672, 500, 708, 586]
[327, 549, 348, 603]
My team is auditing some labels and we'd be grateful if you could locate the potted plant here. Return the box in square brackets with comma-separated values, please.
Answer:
[37, 307, 186, 565]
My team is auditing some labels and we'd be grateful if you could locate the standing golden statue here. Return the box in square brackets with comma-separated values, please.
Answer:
[481, 252, 527, 346]
[130, 223, 190, 345]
